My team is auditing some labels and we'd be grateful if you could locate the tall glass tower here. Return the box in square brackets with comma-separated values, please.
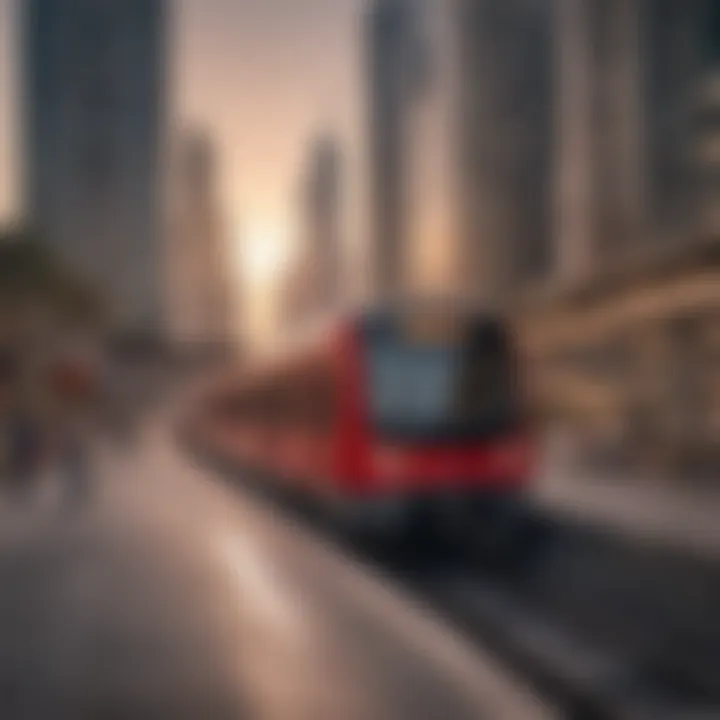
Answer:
[23, 0, 168, 335]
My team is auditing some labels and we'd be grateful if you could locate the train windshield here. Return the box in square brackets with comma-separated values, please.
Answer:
[363, 316, 519, 441]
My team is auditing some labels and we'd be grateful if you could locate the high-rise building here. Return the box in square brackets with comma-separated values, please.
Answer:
[404, 0, 461, 297]
[168, 130, 233, 346]
[524, 1, 720, 478]
[283, 134, 343, 327]
[695, 70, 720, 237]
[645, 0, 718, 239]
[695, 3, 720, 239]
[23, 0, 168, 334]
[456, 0, 555, 304]
[304, 135, 342, 313]
[554, 0, 717, 280]
[387, 0, 554, 305]
[366, 0, 421, 300]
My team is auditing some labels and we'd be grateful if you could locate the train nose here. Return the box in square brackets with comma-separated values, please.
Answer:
[372, 448, 408, 486]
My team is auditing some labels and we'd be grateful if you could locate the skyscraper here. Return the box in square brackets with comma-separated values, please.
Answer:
[405, 0, 462, 297]
[23, 0, 168, 334]
[695, 72, 720, 237]
[366, 0, 420, 300]
[304, 134, 342, 313]
[168, 130, 233, 347]
[379, 0, 554, 305]
[645, 0, 718, 239]
[283, 134, 343, 327]
[555, 0, 717, 279]
[456, 0, 554, 303]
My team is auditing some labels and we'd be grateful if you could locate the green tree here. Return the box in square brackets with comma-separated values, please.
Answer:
[0, 227, 104, 333]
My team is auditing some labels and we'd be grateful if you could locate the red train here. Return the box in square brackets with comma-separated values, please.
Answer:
[202, 304, 535, 537]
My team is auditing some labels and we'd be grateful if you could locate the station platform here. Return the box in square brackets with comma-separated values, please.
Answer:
[533, 460, 720, 559]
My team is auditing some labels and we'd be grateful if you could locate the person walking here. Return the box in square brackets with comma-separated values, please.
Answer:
[0, 350, 45, 500]
[47, 343, 100, 506]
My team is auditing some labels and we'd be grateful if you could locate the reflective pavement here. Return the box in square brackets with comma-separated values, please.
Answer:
[0, 417, 554, 720]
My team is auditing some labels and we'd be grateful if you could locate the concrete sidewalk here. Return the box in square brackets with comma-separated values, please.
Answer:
[532, 463, 720, 558]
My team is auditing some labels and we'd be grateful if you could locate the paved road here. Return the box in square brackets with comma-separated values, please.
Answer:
[0, 417, 552, 720]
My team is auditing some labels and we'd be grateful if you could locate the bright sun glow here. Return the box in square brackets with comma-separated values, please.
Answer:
[240, 217, 296, 344]
[243, 219, 292, 285]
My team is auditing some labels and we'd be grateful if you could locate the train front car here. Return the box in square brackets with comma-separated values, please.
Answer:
[332, 307, 535, 547]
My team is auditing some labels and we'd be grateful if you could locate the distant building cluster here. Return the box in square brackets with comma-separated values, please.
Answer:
[22, 0, 234, 347]
[17, 0, 720, 473]
[365, 0, 720, 477]
[366, 0, 719, 302]
[366, 0, 553, 303]
[284, 135, 343, 328]
[167, 131, 233, 347]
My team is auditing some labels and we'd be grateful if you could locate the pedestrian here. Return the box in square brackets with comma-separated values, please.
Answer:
[47, 343, 100, 506]
[61, 420, 90, 505]
[6, 407, 44, 499]
[0, 350, 44, 500]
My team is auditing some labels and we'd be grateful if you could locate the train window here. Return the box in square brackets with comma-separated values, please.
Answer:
[295, 361, 336, 433]
[217, 358, 336, 433]
[275, 371, 301, 427]
[262, 378, 287, 427]
[364, 316, 519, 441]
[311, 370, 336, 432]
[237, 383, 263, 425]
[216, 392, 245, 421]
[457, 323, 519, 435]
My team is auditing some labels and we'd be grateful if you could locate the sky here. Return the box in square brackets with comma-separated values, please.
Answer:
[0, 0, 16, 222]
[175, 0, 363, 253]
[0, 0, 364, 335]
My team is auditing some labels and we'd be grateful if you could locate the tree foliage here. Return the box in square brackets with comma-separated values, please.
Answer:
[0, 227, 103, 328]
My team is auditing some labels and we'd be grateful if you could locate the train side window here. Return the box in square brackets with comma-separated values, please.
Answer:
[274, 372, 296, 428]
[224, 392, 246, 422]
[263, 378, 286, 428]
[303, 362, 336, 433]
[285, 370, 308, 428]
[243, 387, 261, 423]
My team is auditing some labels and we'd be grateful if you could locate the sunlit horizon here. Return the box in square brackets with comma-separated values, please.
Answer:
[0, 0, 362, 341]
[239, 215, 296, 342]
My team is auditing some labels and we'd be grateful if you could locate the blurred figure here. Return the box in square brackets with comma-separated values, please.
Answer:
[47, 342, 101, 505]
[0, 350, 45, 500]
[100, 365, 139, 450]
[58, 416, 91, 506]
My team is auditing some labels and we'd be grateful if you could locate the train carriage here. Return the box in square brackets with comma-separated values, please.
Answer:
[205, 304, 535, 538]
